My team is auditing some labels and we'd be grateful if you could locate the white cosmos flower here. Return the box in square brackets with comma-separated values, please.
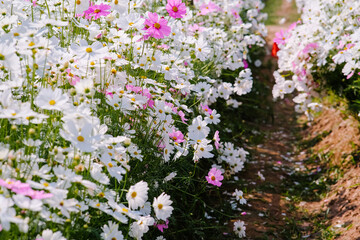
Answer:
[12, 195, 43, 212]
[34, 88, 69, 111]
[233, 220, 246, 238]
[188, 116, 210, 141]
[195, 37, 212, 61]
[233, 189, 247, 205]
[126, 181, 149, 210]
[36, 229, 66, 240]
[91, 163, 110, 185]
[153, 192, 173, 221]
[74, 0, 90, 15]
[60, 119, 101, 153]
[101, 221, 124, 240]
[129, 216, 154, 240]
[0, 43, 20, 72]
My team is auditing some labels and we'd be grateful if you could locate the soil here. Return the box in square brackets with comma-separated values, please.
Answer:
[235, 0, 360, 239]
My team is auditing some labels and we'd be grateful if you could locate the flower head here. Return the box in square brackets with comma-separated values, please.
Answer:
[153, 192, 173, 221]
[206, 167, 223, 187]
[126, 181, 149, 210]
[84, 3, 111, 20]
[143, 12, 171, 39]
[233, 220, 246, 238]
[169, 130, 185, 143]
[213, 130, 220, 149]
[166, 0, 186, 19]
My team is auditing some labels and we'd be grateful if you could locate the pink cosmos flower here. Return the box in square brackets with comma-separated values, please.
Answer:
[213, 130, 220, 150]
[143, 12, 171, 39]
[0, 178, 53, 199]
[25, 0, 37, 7]
[66, 69, 80, 86]
[288, 20, 301, 31]
[231, 9, 240, 19]
[166, 0, 186, 19]
[201, 104, 213, 115]
[206, 167, 223, 187]
[169, 130, 185, 143]
[243, 59, 248, 69]
[157, 44, 170, 50]
[155, 219, 169, 232]
[188, 23, 205, 35]
[274, 30, 287, 45]
[199, 1, 221, 15]
[84, 3, 111, 20]
[178, 110, 188, 123]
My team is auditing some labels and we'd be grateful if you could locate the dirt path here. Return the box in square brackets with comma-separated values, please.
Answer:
[239, 1, 360, 239]
[239, 1, 303, 238]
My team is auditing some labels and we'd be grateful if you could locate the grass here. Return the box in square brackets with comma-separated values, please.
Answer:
[263, 0, 283, 25]
[263, 0, 300, 25]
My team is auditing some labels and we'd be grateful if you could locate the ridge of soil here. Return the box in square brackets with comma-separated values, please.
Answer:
[301, 107, 360, 240]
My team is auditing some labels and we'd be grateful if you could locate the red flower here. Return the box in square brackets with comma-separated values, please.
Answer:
[271, 42, 280, 58]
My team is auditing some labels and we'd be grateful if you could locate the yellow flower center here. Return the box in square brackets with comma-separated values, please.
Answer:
[154, 23, 161, 29]
[49, 100, 56, 105]
[158, 203, 163, 210]
[172, 6, 178, 12]
[131, 192, 137, 198]
[86, 47, 92, 53]
[211, 176, 216, 181]
[94, 9, 101, 13]
[77, 136, 85, 142]
[76, 0, 81, 4]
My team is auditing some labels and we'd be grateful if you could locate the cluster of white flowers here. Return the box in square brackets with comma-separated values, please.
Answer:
[272, 0, 360, 119]
[0, 0, 266, 238]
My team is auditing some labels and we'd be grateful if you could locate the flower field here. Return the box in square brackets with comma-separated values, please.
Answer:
[0, 0, 268, 239]
[273, 0, 360, 117]
[2, 0, 360, 239]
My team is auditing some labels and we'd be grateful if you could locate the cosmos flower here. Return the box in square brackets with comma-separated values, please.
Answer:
[166, 0, 186, 19]
[153, 192, 173, 221]
[34, 88, 69, 111]
[84, 3, 111, 20]
[126, 181, 149, 210]
[143, 12, 171, 39]
[169, 129, 185, 143]
[205, 167, 223, 187]
[233, 220, 246, 238]
[213, 130, 220, 150]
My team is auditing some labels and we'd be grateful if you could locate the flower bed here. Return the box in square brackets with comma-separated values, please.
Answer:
[0, 0, 266, 239]
[272, 0, 360, 118]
